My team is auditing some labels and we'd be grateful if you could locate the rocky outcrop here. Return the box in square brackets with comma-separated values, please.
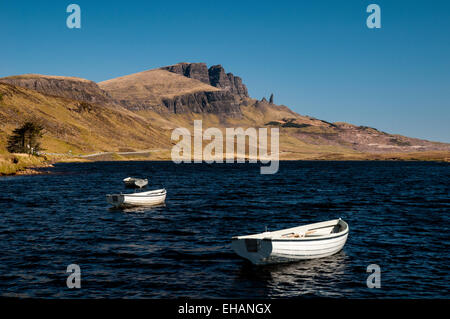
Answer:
[0, 75, 117, 106]
[99, 68, 241, 116]
[161, 90, 241, 116]
[162, 63, 249, 98]
[161, 63, 211, 85]
[208, 65, 248, 98]
[121, 89, 241, 117]
[230, 74, 248, 98]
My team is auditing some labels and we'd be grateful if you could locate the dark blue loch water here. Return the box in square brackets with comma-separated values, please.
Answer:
[0, 161, 448, 298]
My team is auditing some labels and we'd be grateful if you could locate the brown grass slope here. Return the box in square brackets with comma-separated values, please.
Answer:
[0, 82, 171, 155]
[129, 97, 449, 160]
[99, 69, 220, 109]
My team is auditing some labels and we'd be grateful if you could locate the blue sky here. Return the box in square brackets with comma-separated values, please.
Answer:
[0, 0, 449, 142]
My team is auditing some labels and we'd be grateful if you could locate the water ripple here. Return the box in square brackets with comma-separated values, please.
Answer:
[0, 161, 448, 298]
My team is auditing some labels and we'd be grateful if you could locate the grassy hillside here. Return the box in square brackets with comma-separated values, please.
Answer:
[99, 69, 220, 107]
[130, 98, 449, 160]
[0, 82, 171, 155]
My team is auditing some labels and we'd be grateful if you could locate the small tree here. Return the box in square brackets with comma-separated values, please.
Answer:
[7, 121, 44, 155]
[269, 93, 274, 104]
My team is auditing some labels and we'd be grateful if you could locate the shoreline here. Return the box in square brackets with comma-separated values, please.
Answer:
[12, 163, 55, 176]
[2, 151, 448, 177]
[0, 158, 55, 177]
[0, 154, 52, 177]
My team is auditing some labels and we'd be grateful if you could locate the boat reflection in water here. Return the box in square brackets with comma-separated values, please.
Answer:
[235, 250, 351, 298]
[109, 203, 166, 214]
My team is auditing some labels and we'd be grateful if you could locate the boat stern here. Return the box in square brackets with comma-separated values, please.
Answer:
[106, 194, 125, 207]
[231, 237, 273, 265]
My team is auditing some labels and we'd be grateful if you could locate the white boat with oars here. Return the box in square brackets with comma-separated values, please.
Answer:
[106, 188, 166, 208]
[123, 177, 148, 188]
[231, 219, 349, 265]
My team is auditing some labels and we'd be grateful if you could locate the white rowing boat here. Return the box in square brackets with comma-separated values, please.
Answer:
[106, 188, 166, 208]
[231, 219, 349, 265]
[123, 177, 148, 188]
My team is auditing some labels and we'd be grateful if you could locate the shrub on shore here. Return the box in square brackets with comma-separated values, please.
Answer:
[0, 154, 46, 175]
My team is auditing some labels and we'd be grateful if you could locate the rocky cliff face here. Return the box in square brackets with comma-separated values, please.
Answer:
[161, 90, 241, 116]
[0, 75, 117, 106]
[208, 65, 248, 98]
[162, 63, 249, 98]
[161, 63, 211, 85]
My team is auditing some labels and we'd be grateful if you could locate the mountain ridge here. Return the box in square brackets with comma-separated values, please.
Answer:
[0, 74, 119, 107]
[0, 63, 449, 161]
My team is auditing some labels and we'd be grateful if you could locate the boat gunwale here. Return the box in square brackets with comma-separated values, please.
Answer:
[124, 190, 166, 197]
[267, 230, 348, 242]
[232, 219, 349, 242]
[107, 189, 166, 198]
